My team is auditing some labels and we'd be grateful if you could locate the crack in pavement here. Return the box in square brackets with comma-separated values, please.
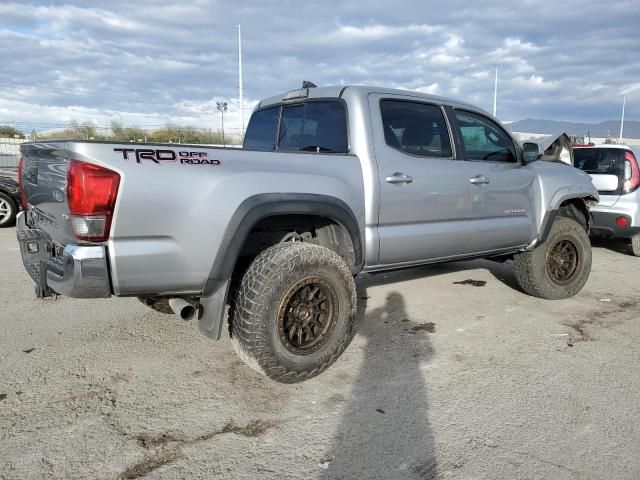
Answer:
[562, 299, 639, 342]
[119, 420, 278, 479]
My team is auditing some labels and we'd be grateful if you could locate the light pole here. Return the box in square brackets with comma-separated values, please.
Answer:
[237, 24, 244, 136]
[216, 101, 227, 146]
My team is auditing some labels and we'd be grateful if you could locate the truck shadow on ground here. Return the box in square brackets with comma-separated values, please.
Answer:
[361, 258, 523, 295]
[324, 287, 437, 479]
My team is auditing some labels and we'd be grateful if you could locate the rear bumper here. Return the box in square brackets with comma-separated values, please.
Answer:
[590, 211, 640, 238]
[16, 211, 112, 298]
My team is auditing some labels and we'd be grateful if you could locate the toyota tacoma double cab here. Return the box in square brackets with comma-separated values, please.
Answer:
[16, 85, 598, 383]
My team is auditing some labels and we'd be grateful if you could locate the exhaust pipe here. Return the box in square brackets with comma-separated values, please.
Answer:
[168, 298, 197, 321]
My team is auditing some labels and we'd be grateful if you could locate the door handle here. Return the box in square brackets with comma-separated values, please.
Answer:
[385, 172, 414, 184]
[469, 175, 490, 185]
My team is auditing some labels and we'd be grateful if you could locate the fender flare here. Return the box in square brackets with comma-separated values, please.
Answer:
[536, 195, 596, 246]
[202, 193, 363, 296]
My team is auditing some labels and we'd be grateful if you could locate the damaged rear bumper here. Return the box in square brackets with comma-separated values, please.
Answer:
[16, 211, 111, 298]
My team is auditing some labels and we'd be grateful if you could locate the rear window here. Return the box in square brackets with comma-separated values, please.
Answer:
[299, 102, 348, 153]
[278, 105, 305, 151]
[243, 106, 279, 150]
[574, 148, 626, 177]
[244, 101, 348, 153]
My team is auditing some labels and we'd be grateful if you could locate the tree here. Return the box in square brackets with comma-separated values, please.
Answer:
[110, 120, 147, 142]
[40, 121, 106, 141]
[0, 126, 25, 139]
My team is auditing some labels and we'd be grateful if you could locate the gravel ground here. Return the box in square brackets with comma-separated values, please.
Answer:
[1, 226, 639, 480]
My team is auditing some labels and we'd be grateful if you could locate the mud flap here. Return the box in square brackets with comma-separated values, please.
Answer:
[198, 280, 230, 340]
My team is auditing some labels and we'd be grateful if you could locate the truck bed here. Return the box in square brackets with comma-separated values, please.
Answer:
[19, 140, 364, 296]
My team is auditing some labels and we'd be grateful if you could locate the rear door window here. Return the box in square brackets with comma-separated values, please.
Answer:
[380, 100, 452, 158]
[455, 110, 517, 163]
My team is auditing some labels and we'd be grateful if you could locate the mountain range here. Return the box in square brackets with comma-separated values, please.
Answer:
[507, 119, 640, 138]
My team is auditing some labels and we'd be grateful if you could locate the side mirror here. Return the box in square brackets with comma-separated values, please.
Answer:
[522, 142, 540, 164]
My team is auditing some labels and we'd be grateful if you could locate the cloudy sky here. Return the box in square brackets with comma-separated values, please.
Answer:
[0, 0, 638, 134]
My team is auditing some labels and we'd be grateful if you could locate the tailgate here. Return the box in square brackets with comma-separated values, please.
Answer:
[20, 142, 77, 246]
[574, 148, 625, 207]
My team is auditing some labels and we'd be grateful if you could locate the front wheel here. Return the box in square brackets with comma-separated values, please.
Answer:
[513, 216, 592, 299]
[230, 242, 356, 383]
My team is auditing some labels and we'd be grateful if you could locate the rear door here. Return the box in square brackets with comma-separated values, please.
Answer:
[450, 109, 536, 252]
[370, 94, 471, 265]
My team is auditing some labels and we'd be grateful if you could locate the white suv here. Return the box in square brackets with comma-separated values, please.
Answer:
[574, 144, 640, 255]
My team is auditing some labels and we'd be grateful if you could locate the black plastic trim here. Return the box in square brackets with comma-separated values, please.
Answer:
[590, 211, 640, 238]
[203, 194, 363, 295]
[536, 209, 558, 245]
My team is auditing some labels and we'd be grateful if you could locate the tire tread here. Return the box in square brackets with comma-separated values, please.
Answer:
[230, 242, 356, 383]
[513, 216, 591, 299]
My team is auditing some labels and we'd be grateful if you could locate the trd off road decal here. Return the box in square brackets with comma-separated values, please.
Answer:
[113, 148, 221, 165]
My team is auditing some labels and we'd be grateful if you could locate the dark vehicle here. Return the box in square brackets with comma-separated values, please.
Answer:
[0, 173, 20, 227]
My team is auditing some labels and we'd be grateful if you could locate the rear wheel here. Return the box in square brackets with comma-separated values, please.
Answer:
[0, 192, 17, 227]
[230, 242, 356, 383]
[631, 234, 640, 257]
[513, 216, 591, 299]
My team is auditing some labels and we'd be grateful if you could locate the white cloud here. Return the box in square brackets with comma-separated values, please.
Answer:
[334, 23, 441, 41]
[513, 74, 558, 91]
[0, 0, 637, 130]
[415, 83, 440, 95]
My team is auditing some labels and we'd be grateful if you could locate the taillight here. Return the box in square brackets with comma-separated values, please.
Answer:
[17, 156, 27, 209]
[622, 151, 640, 194]
[67, 160, 120, 242]
[616, 216, 630, 228]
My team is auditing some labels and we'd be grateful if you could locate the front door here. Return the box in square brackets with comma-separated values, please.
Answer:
[370, 94, 471, 266]
[450, 109, 536, 253]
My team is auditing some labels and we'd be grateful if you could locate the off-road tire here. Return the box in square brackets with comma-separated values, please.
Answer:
[0, 192, 17, 227]
[631, 234, 640, 257]
[230, 242, 356, 383]
[513, 216, 591, 299]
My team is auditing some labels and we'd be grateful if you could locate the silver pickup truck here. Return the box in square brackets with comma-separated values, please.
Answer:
[16, 85, 598, 383]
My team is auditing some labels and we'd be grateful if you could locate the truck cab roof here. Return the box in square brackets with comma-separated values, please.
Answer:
[257, 85, 492, 118]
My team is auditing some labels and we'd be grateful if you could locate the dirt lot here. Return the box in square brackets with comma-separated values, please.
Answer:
[1, 227, 639, 480]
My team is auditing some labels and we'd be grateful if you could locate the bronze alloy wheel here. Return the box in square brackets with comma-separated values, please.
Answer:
[277, 276, 339, 355]
[545, 237, 580, 285]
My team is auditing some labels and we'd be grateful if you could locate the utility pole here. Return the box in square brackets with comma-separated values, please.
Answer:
[238, 24, 244, 137]
[493, 67, 498, 117]
[217, 101, 228, 146]
[619, 96, 626, 142]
